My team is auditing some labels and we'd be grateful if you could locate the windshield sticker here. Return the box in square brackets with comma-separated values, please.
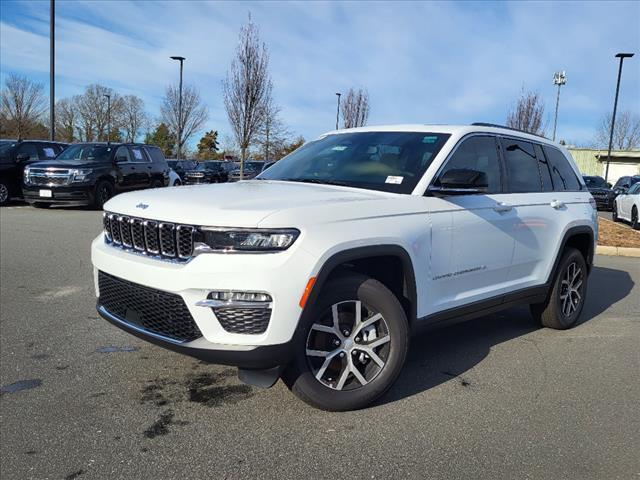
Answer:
[385, 175, 404, 184]
[43, 147, 56, 158]
[422, 136, 438, 144]
[331, 146, 348, 151]
[132, 149, 143, 160]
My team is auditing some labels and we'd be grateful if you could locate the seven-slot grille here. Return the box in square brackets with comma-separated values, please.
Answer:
[103, 212, 195, 260]
[98, 271, 202, 342]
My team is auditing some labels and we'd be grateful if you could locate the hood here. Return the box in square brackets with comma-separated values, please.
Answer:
[586, 186, 613, 193]
[28, 159, 104, 169]
[103, 180, 397, 227]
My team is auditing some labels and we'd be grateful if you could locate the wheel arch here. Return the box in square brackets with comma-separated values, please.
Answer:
[301, 245, 418, 328]
[547, 225, 595, 284]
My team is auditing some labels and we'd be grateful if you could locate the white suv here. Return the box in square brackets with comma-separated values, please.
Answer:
[91, 124, 597, 411]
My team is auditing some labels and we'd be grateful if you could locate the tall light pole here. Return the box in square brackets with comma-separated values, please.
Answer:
[605, 52, 634, 183]
[335, 92, 341, 130]
[552, 71, 566, 142]
[170, 56, 186, 160]
[103, 94, 111, 143]
[49, 0, 55, 141]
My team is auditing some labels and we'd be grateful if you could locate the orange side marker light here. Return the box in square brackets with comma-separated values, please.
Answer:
[299, 277, 316, 309]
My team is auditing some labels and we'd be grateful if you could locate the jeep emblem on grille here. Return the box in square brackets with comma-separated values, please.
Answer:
[136, 203, 149, 210]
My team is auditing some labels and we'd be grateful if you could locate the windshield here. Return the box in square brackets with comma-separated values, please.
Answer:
[0, 141, 16, 155]
[258, 131, 451, 193]
[57, 144, 112, 163]
[583, 176, 607, 188]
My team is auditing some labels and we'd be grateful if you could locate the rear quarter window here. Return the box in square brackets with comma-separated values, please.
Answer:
[145, 146, 166, 164]
[543, 146, 582, 191]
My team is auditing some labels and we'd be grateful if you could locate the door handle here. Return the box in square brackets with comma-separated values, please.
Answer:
[550, 200, 565, 210]
[493, 202, 513, 213]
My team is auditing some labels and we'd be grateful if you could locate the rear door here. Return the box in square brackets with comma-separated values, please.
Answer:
[428, 135, 515, 312]
[128, 146, 152, 188]
[114, 146, 137, 191]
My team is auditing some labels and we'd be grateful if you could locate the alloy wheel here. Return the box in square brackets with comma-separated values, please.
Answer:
[305, 300, 391, 391]
[559, 261, 583, 317]
[0, 183, 8, 204]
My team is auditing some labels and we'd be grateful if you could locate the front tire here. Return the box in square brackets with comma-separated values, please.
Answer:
[612, 203, 620, 222]
[530, 247, 588, 330]
[283, 274, 409, 411]
[632, 207, 639, 230]
[0, 180, 10, 205]
[93, 180, 114, 209]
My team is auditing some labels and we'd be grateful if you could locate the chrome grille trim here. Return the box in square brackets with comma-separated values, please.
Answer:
[102, 211, 197, 263]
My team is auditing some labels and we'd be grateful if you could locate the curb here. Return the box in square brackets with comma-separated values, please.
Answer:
[596, 245, 640, 257]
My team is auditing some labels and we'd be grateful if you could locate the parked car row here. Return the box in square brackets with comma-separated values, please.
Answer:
[581, 174, 640, 212]
[612, 176, 640, 229]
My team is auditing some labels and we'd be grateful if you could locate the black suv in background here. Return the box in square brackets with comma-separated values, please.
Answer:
[183, 161, 233, 185]
[582, 175, 615, 210]
[612, 175, 640, 195]
[22, 143, 169, 208]
[228, 161, 275, 181]
[166, 159, 197, 181]
[0, 139, 68, 205]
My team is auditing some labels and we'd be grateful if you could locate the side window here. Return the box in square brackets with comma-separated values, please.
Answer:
[37, 144, 58, 160]
[129, 146, 150, 162]
[114, 146, 131, 163]
[501, 138, 541, 193]
[15, 143, 38, 161]
[434, 136, 502, 193]
[533, 144, 554, 192]
[144, 146, 165, 163]
[615, 177, 630, 189]
[629, 183, 640, 195]
[543, 146, 581, 191]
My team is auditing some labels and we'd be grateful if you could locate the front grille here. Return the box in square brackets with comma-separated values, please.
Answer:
[103, 212, 196, 261]
[27, 168, 72, 186]
[98, 271, 202, 342]
[214, 307, 271, 334]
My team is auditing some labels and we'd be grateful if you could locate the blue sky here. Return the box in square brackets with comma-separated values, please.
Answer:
[1, 0, 639, 147]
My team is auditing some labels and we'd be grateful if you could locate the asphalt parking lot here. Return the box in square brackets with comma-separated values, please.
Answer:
[1, 206, 639, 480]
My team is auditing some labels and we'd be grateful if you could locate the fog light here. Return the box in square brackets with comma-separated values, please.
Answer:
[209, 291, 272, 302]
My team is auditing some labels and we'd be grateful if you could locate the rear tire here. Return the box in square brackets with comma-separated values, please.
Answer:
[283, 274, 409, 411]
[530, 247, 588, 330]
[612, 203, 620, 222]
[632, 207, 639, 230]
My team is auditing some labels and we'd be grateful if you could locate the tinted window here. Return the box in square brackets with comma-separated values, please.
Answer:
[614, 177, 631, 188]
[583, 176, 607, 188]
[260, 131, 451, 194]
[628, 183, 640, 194]
[129, 146, 150, 162]
[15, 143, 38, 161]
[543, 146, 581, 191]
[37, 144, 58, 160]
[114, 146, 131, 163]
[58, 144, 113, 163]
[501, 139, 541, 193]
[434, 136, 502, 193]
[531, 144, 554, 192]
[145, 146, 165, 163]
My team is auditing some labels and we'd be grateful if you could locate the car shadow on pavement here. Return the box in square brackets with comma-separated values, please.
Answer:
[379, 265, 635, 406]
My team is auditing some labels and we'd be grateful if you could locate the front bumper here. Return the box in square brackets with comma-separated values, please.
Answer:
[91, 234, 317, 361]
[97, 304, 293, 368]
[22, 184, 92, 205]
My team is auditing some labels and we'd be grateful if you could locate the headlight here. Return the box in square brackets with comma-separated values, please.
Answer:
[196, 228, 300, 252]
[71, 168, 93, 182]
[23, 166, 31, 184]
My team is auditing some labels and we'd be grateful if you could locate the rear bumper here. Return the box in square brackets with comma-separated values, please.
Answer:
[97, 304, 293, 369]
[22, 185, 92, 205]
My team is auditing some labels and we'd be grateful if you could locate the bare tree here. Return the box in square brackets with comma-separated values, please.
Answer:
[160, 84, 208, 156]
[341, 88, 370, 129]
[74, 84, 123, 141]
[121, 95, 148, 143]
[506, 89, 545, 136]
[595, 111, 640, 150]
[54, 98, 77, 142]
[0, 74, 47, 139]
[223, 17, 273, 177]
[253, 101, 291, 161]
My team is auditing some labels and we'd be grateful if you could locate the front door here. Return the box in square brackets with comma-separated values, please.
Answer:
[427, 135, 515, 314]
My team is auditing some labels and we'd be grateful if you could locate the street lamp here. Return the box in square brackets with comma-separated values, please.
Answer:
[335, 92, 341, 130]
[103, 94, 111, 143]
[50, 0, 55, 141]
[552, 71, 566, 142]
[605, 52, 634, 183]
[170, 56, 186, 160]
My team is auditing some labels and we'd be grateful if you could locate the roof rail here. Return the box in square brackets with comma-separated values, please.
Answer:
[471, 122, 548, 139]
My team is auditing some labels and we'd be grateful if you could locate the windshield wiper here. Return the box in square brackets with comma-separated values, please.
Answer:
[278, 178, 351, 187]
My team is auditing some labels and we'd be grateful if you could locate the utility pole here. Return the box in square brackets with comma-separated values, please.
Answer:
[49, 0, 55, 141]
[335, 92, 341, 130]
[265, 115, 270, 163]
[605, 53, 634, 183]
[103, 94, 111, 143]
[170, 56, 186, 160]
[552, 71, 566, 142]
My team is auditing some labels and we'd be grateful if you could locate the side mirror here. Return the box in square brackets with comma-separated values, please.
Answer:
[607, 182, 612, 188]
[427, 169, 488, 196]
